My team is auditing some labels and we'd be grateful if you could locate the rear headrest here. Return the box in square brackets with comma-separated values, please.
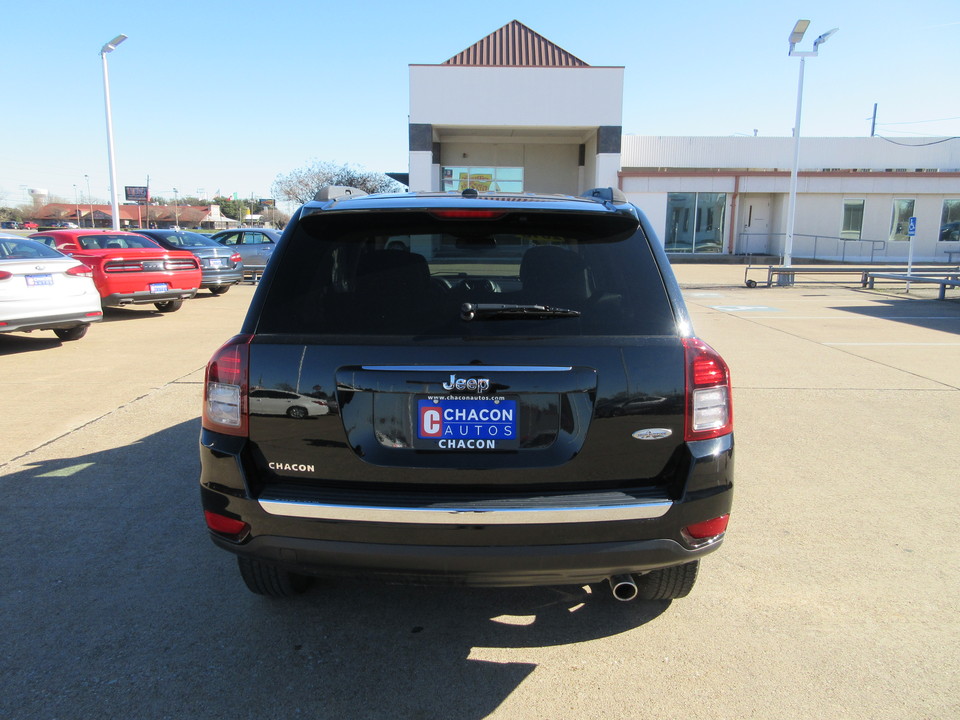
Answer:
[356, 249, 430, 294]
[519, 245, 591, 303]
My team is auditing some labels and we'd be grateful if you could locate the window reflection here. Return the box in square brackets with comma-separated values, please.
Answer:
[665, 193, 725, 253]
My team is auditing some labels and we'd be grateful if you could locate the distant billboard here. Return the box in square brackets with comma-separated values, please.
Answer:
[259, 198, 276, 207]
[125, 186, 150, 202]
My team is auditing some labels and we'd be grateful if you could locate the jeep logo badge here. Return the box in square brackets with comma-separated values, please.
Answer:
[442, 374, 490, 393]
[632, 428, 673, 441]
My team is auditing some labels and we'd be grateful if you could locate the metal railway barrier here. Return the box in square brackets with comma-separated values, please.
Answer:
[744, 264, 960, 289]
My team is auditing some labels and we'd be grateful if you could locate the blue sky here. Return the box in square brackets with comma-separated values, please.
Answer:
[2, 0, 957, 209]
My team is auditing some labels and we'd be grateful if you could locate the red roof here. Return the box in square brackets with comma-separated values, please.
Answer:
[444, 20, 589, 68]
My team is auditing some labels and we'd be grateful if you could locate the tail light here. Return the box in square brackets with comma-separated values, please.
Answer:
[230, 252, 242, 265]
[683, 337, 733, 441]
[0, 271, 11, 281]
[66, 264, 94, 278]
[202, 334, 253, 436]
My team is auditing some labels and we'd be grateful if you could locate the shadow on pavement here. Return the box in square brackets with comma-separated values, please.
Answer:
[0, 419, 668, 719]
[833, 295, 960, 336]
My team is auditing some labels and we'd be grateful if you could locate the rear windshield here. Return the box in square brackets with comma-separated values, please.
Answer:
[78, 234, 159, 250]
[255, 209, 676, 337]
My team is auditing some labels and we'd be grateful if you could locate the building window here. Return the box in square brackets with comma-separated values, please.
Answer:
[889, 199, 915, 242]
[940, 199, 960, 241]
[665, 193, 726, 253]
[442, 167, 524, 193]
[841, 199, 864, 240]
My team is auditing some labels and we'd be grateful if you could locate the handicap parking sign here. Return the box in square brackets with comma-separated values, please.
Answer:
[908, 217, 917, 236]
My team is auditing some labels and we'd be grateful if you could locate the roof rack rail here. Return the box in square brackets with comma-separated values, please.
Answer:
[581, 187, 627, 204]
[314, 186, 368, 201]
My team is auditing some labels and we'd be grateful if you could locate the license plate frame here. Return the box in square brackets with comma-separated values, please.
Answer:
[149, 282, 169, 293]
[414, 396, 518, 451]
[26, 274, 53, 286]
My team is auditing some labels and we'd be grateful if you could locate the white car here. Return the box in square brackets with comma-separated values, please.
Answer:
[248, 388, 330, 418]
[0, 234, 103, 340]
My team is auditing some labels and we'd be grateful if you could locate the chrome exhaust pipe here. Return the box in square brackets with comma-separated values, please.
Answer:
[608, 574, 639, 602]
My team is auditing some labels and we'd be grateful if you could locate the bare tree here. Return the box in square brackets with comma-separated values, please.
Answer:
[272, 161, 404, 205]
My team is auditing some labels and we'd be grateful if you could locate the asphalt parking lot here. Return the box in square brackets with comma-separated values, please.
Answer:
[1, 269, 958, 719]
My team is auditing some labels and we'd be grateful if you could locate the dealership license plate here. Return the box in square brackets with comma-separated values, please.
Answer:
[208, 258, 223, 268]
[26, 274, 53, 286]
[415, 396, 518, 450]
[150, 283, 169, 293]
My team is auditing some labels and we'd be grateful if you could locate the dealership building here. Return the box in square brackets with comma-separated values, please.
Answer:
[408, 21, 960, 262]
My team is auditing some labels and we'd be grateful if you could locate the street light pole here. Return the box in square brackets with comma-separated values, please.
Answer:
[100, 34, 127, 231]
[784, 21, 837, 268]
[84, 174, 93, 227]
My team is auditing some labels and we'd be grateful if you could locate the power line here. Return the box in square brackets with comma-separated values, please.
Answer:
[875, 135, 960, 147]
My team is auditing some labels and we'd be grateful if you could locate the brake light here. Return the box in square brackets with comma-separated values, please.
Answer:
[230, 252, 242, 264]
[430, 210, 505, 219]
[0, 271, 10, 281]
[202, 334, 253, 436]
[66, 264, 94, 278]
[683, 337, 732, 441]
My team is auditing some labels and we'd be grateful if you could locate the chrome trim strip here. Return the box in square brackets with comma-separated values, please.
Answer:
[258, 499, 672, 525]
[360, 365, 572, 372]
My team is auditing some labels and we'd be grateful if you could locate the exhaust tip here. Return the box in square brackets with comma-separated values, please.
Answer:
[608, 574, 639, 602]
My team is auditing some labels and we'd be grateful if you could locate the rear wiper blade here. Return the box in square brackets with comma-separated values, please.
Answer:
[460, 302, 581, 321]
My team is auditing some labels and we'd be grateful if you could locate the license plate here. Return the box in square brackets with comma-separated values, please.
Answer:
[150, 283, 169, 293]
[415, 397, 518, 450]
[26, 274, 53, 286]
[208, 258, 223, 268]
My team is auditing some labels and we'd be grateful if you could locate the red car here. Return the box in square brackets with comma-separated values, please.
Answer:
[22, 221, 39, 230]
[30, 230, 201, 312]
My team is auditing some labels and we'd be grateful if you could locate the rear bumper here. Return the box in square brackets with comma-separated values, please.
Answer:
[200, 269, 243, 287]
[0, 309, 103, 333]
[101, 288, 197, 306]
[199, 431, 733, 587]
[210, 532, 721, 587]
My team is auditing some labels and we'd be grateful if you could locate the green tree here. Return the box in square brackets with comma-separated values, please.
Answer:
[271, 161, 404, 205]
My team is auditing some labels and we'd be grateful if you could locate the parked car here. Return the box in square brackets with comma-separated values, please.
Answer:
[30, 230, 201, 312]
[209, 228, 280, 273]
[133, 229, 244, 295]
[248, 388, 330, 418]
[0, 221, 21, 230]
[200, 187, 734, 601]
[50, 221, 80, 229]
[0, 234, 102, 340]
[22, 222, 39, 230]
[940, 221, 960, 242]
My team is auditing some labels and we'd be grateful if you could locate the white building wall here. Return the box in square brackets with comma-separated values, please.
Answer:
[623, 136, 960, 171]
[410, 66, 624, 126]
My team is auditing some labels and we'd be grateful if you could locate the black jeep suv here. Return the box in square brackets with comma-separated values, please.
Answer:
[199, 187, 734, 601]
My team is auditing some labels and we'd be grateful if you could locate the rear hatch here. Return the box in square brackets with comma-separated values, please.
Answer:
[243, 198, 687, 498]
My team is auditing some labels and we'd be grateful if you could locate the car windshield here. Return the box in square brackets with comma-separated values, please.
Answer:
[0, 237, 66, 260]
[256, 209, 675, 337]
[78, 234, 160, 250]
[142, 231, 221, 248]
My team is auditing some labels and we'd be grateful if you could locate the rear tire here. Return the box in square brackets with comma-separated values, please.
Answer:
[634, 561, 699, 600]
[154, 299, 183, 313]
[53, 325, 88, 341]
[209, 285, 230, 295]
[237, 557, 313, 597]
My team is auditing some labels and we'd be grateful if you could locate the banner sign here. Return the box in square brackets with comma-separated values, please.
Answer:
[125, 186, 149, 202]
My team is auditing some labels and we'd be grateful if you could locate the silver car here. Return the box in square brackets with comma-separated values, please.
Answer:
[210, 229, 281, 273]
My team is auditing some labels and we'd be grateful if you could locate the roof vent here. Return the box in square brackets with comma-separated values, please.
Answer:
[314, 186, 368, 201]
[462, 188, 479, 199]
